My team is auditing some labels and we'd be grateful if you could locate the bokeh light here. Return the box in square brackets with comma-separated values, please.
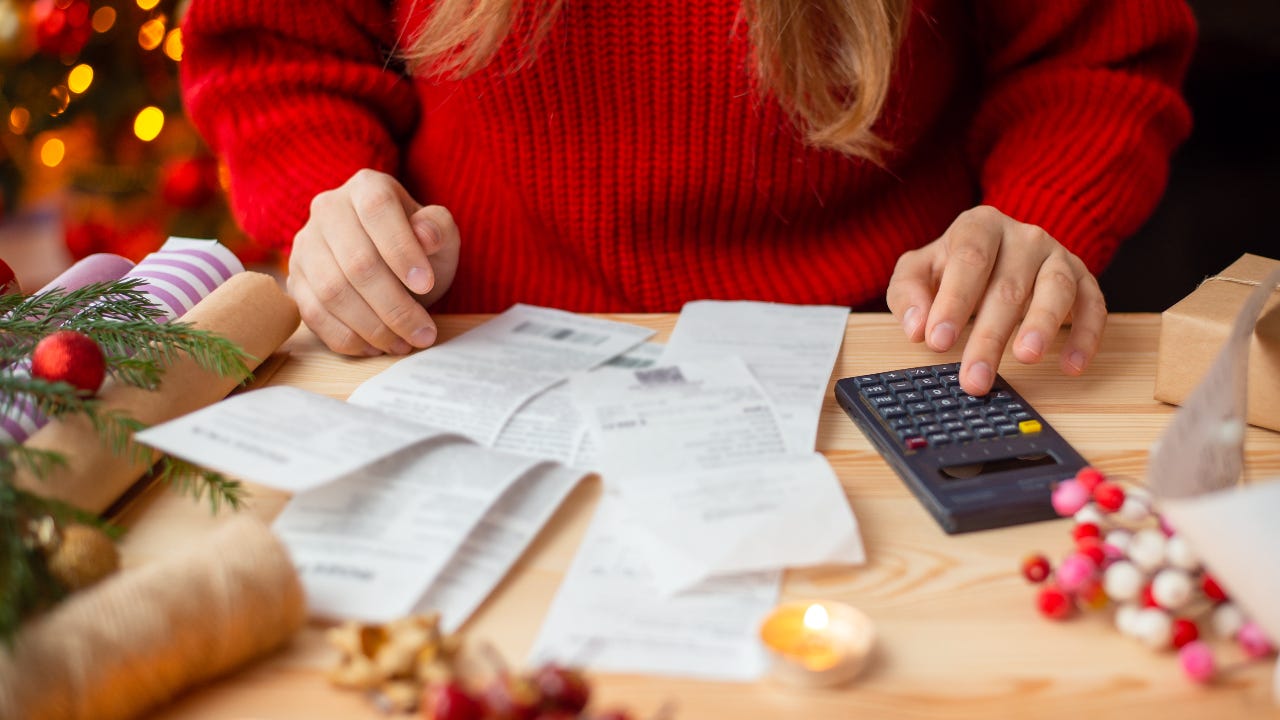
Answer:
[133, 106, 165, 141]
[67, 64, 94, 94]
[40, 138, 66, 167]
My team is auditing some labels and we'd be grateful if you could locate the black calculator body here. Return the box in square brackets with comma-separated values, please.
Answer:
[835, 363, 1088, 534]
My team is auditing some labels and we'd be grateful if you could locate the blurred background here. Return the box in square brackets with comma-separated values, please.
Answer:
[0, 0, 1275, 306]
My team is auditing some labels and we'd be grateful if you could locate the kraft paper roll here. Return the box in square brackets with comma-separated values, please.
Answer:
[14, 271, 301, 513]
[0, 515, 306, 720]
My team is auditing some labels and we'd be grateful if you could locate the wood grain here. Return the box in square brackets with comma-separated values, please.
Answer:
[126, 313, 1280, 720]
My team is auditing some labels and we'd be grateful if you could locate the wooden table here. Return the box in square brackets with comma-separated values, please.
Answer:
[117, 313, 1280, 719]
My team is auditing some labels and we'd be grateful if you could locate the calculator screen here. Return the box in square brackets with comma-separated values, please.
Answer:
[938, 452, 1058, 480]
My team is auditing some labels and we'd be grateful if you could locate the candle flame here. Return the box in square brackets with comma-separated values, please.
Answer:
[802, 603, 829, 631]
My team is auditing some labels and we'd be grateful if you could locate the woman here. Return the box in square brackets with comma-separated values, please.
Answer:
[180, 0, 1195, 395]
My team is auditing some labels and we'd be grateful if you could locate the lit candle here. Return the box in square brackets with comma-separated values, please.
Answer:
[759, 600, 875, 688]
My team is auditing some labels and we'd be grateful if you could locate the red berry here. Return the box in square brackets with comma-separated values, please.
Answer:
[1073, 522, 1101, 542]
[1075, 466, 1106, 492]
[30, 330, 106, 395]
[532, 663, 591, 713]
[1092, 481, 1126, 513]
[1141, 583, 1159, 608]
[483, 676, 541, 720]
[1201, 573, 1228, 602]
[424, 681, 484, 720]
[1021, 554, 1052, 584]
[1172, 618, 1200, 649]
[1075, 537, 1107, 567]
[1036, 584, 1073, 620]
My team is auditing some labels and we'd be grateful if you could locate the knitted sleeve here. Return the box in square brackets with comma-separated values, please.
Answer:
[179, 0, 420, 250]
[967, 0, 1196, 273]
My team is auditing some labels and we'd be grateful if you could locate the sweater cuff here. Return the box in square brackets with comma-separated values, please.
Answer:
[982, 184, 1117, 276]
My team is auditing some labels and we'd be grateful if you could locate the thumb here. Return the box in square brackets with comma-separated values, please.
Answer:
[409, 205, 461, 305]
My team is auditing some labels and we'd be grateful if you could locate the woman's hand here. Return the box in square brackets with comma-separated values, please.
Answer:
[286, 169, 461, 356]
[886, 206, 1106, 396]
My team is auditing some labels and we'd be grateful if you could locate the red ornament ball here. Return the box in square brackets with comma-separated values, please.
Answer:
[161, 156, 222, 209]
[1021, 553, 1052, 584]
[1171, 618, 1200, 649]
[1072, 522, 1101, 543]
[1092, 481, 1126, 513]
[1075, 466, 1106, 492]
[1202, 573, 1228, 603]
[1036, 584, 1074, 620]
[30, 330, 106, 395]
[1075, 536, 1107, 568]
[0, 257, 19, 295]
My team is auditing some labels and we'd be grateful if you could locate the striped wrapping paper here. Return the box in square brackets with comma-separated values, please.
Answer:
[0, 238, 244, 444]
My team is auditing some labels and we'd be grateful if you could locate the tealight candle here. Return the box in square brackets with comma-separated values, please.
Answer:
[759, 600, 875, 688]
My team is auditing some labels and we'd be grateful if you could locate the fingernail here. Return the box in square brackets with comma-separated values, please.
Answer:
[406, 266, 431, 294]
[1067, 350, 1088, 372]
[391, 340, 413, 355]
[410, 325, 437, 348]
[929, 322, 956, 350]
[967, 361, 993, 392]
[1020, 331, 1045, 358]
[903, 306, 921, 337]
[413, 217, 441, 245]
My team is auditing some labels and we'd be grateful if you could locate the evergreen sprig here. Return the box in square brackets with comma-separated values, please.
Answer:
[0, 277, 257, 645]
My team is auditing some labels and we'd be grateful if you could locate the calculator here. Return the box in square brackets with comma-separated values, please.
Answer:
[834, 363, 1088, 534]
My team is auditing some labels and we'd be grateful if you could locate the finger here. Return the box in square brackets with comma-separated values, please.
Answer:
[287, 271, 381, 357]
[301, 228, 414, 355]
[885, 247, 938, 342]
[319, 203, 436, 351]
[1060, 272, 1107, 376]
[1011, 251, 1082, 365]
[347, 170, 435, 295]
[925, 209, 1003, 353]
[959, 238, 1049, 395]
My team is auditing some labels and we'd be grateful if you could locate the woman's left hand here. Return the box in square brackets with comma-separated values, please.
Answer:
[885, 205, 1107, 396]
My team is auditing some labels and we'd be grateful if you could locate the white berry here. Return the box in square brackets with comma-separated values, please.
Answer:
[1151, 568, 1193, 610]
[1104, 561, 1145, 602]
[1164, 535, 1199, 572]
[1115, 603, 1142, 637]
[1134, 608, 1173, 650]
[1128, 528, 1167, 573]
[1212, 602, 1245, 639]
[1104, 529, 1132, 553]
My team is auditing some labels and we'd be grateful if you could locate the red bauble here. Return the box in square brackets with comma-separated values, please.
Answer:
[1092, 481, 1126, 513]
[1171, 618, 1200, 649]
[0, 257, 19, 295]
[1021, 554, 1052, 584]
[1074, 466, 1106, 492]
[532, 664, 590, 714]
[32, 0, 92, 57]
[30, 330, 106, 395]
[1072, 522, 1101, 543]
[423, 681, 485, 720]
[161, 156, 221, 209]
[1201, 573, 1228, 602]
[1036, 585, 1074, 620]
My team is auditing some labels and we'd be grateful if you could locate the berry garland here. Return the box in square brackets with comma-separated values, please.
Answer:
[1024, 466, 1277, 684]
[0, 263, 251, 645]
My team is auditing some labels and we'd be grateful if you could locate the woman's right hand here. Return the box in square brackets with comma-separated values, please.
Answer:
[286, 169, 461, 356]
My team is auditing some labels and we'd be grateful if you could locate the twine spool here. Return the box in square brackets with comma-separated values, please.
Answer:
[0, 515, 306, 720]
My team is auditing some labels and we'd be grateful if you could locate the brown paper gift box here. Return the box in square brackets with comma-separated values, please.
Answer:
[1154, 253, 1280, 432]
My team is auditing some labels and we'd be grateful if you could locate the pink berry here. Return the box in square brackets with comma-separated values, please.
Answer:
[1238, 622, 1275, 659]
[1052, 480, 1090, 516]
[1036, 584, 1073, 620]
[1178, 641, 1215, 683]
[1171, 618, 1199, 649]
[1056, 553, 1097, 594]
[1075, 466, 1106, 492]
[1092, 482, 1126, 513]
[1021, 554, 1051, 584]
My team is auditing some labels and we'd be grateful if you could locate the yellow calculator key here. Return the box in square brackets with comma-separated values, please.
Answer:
[1018, 419, 1042, 434]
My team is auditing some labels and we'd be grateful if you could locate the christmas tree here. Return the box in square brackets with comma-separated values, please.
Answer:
[0, 0, 271, 264]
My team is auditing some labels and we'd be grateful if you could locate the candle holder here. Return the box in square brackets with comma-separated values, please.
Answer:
[759, 600, 875, 688]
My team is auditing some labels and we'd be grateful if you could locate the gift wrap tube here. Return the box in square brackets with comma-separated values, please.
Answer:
[0, 515, 306, 720]
[34, 252, 136, 294]
[14, 271, 300, 513]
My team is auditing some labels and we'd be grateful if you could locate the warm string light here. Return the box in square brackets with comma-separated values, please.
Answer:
[163, 28, 182, 61]
[8, 107, 30, 134]
[39, 137, 66, 167]
[67, 64, 94, 94]
[135, 0, 160, 11]
[91, 6, 117, 33]
[133, 106, 164, 141]
[138, 17, 165, 51]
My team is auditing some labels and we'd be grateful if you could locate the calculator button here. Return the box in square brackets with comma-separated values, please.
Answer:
[966, 419, 990, 431]
[938, 373, 960, 387]
[987, 414, 1010, 425]
[864, 384, 889, 396]
[975, 426, 997, 440]
[926, 433, 952, 446]
[854, 375, 881, 387]
[934, 397, 960, 410]
[905, 436, 928, 450]
[1018, 419, 1043, 434]
[995, 423, 1019, 436]
[906, 367, 934, 378]
[915, 413, 937, 425]
[889, 380, 913, 392]
[1006, 403, 1026, 413]
[960, 395, 985, 407]
[881, 371, 907, 382]
[888, 416, 914, 430]
[914, 377, 941, 390]
[870, 394, 898, 406]
[952, 430, 974, 443]
[907, 402, 933, 415]
[960, 408, 983, 420]
[935, 362, 960, 374]
[943, 420, 966, 432]
[919, 423, 944, 435]
[1011, 410, 1033, 421]
[898, 391, 924, 403]
[937, 411, 961, 422]
[925, 388, 949, 399]
[879, 405, 907, 419]
[990, 390, 1014, 403]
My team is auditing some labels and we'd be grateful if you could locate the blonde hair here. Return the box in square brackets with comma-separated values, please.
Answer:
[402, 0, 910, 161]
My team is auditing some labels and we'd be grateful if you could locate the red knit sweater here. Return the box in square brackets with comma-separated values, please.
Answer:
[180, 1, 1195, 313]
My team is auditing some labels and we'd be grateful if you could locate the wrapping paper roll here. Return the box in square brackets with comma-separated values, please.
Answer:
[0, 515, 306, 720]
[14, 271, 300, 513]
[1, 240, 244, 444]
[34, 253, 136, 294]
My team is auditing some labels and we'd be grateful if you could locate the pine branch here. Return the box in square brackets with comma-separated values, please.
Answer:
[66, 319, 254, 387]
[3, 445, 67, 480]
[154, 456, 245, 514]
